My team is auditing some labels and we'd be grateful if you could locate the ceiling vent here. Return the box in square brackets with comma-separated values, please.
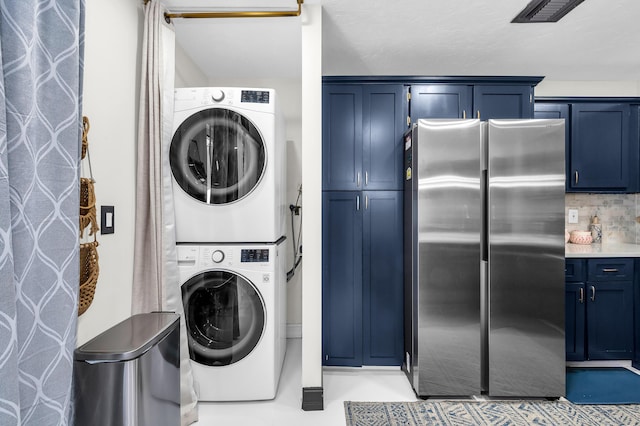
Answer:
[512, 0, 585, 23]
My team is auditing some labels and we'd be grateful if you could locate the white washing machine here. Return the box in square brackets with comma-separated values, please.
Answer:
[178, 240, 286, 401]
[170, 87, 286, 243]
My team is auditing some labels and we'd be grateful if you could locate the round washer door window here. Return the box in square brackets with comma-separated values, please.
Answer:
[182, 270, 265, 366]
[170, 108, 266, 205]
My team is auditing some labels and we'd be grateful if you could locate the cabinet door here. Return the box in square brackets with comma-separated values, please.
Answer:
[535, 103, 570, 191]
[322, 192, 363, 366]
[322, 85, 363, 190]
[362, 85, 407, 191]
[565, 282, 586, 361]
[586, 281, 633, 360]
[473, 85, 533, 119]
[362, 191, 403, 365]
[410, 84, 473, 122]
[570, 103, 630, 190]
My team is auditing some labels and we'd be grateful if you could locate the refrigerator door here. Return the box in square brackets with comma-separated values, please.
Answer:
[487, 119, 565, 397]
[415, 119, 482, 396]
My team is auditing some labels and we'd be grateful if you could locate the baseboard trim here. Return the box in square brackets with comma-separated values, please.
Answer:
[302, 387, 323, 411]
[287, 323, 302, 338]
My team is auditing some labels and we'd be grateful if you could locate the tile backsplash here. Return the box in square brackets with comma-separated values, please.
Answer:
[565, 193, 640, 244]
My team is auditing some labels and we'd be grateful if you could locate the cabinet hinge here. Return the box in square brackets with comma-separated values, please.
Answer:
[407, 92, 411, 101]
[407, 116, 411, 126]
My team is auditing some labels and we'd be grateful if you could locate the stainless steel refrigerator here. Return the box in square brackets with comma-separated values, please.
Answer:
[403, 118, 565, 398]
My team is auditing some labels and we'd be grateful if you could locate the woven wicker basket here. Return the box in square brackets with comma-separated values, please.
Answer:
[79, 238, 99, 316]
[80, 177, 98, 237]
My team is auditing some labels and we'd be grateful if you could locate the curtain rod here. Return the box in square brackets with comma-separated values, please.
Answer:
[157, 0, 303, 19]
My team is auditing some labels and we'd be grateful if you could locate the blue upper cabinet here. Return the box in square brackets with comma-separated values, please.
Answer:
[536, 98, 640, 193]
[323, 84, 407, 191]
[410, 84, 473, 122]
[322, 85, 363, 191]
[473, 85, 534, 119]
[534, 103, 570, 191]
[571, 103, 631, 191]
[410, 81, 536, 123]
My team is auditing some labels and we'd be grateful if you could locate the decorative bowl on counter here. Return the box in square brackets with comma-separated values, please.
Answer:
[569, 230, 592, 245]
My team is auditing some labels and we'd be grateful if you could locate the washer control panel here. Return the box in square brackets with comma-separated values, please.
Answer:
[241, 249, 269, 263]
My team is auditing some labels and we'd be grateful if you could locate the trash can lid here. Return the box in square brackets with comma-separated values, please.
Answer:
[75, 312, 179, 362]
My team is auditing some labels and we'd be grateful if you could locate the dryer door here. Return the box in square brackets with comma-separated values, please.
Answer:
[170, 108, 266, 204]
[182, 270, 266, 366]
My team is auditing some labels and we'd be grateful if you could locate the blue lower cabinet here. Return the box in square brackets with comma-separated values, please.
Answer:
[586, 281, 634, 360]
[565, 258, 634, 361]
[322, 191, 403, 366]
[565, 282, 586, 361]
[322, 192, 363, 366]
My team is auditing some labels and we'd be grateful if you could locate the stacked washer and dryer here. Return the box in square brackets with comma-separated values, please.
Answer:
[170, 87, 287, 401]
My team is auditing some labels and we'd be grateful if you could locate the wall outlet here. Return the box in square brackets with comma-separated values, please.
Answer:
[568, 208, 579, 224]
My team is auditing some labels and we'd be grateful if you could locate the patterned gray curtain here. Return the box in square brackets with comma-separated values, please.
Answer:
[0, 1, 85, 425]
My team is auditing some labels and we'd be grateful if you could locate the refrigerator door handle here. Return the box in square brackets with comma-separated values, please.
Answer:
[579, 287, 584, 304]
[590, 285, 596, 302]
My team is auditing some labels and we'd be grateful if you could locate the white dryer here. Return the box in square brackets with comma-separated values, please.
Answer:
[170, 87, 286, 243]
[178, 240, 286, 401]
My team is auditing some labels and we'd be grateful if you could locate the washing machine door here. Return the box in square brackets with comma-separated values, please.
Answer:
[170, 108, 266, 204]
[182, 270, 265, 366]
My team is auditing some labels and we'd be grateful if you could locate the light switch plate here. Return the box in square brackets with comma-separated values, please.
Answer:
[568, 208, 579, 224]
[101, 205, 114, 234]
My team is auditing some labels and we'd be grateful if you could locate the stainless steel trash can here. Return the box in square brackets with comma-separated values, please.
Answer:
[74, 312, 180, 426]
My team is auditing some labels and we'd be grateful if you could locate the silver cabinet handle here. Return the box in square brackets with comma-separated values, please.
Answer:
[462, 110, 467, 119]
[579, 287, 584, 304]
[365, 195, 369, 210]
[575, 171, 579, 184]
[357, 172, 361, 187]
[476, 110, 480, 119]
[590, 285, 596, 302]
[356, 195, 360, 211]
[602, 268, 619, 273]
[365, 171, 368, 186]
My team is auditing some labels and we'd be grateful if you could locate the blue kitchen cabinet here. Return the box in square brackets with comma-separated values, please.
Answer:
[536, 98, 640, 193]
[586, 258, 634, 360]
[571, 103, 631, 191]
[565, 259, 586, 361]
[322, 84, 407, 191]
[322, 191, 363, 366]
[410, 83, 534, 122]
[565, 258, 634, 361]
[362, 191, 404, 366]
[322, 191, 403, 366]
[473, 85, 534, 120]
[410, 85, 473, 122]
[534, 103, 570, 191]
[634, 258, 640, 370]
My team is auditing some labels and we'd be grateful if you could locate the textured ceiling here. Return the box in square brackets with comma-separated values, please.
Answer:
[168, 0, 640, 81]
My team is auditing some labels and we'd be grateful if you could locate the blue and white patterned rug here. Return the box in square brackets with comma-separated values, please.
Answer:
[344, 400, 640, 425]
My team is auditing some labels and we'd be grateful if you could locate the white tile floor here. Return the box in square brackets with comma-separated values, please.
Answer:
[194, 338, 417, 426]
[194, 339, 640, 425]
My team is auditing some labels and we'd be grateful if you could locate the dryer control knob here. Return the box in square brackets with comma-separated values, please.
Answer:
[211, 89, 225, 102]
[211, 250, 225, 263]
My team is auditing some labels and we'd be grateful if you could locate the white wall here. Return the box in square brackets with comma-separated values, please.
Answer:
[537, 80, 640, 97]
[300, 3, 323, 391]
[77, 0, 143, 345]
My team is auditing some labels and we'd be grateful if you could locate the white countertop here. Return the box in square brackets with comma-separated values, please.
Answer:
[565, 242, 640, 258]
